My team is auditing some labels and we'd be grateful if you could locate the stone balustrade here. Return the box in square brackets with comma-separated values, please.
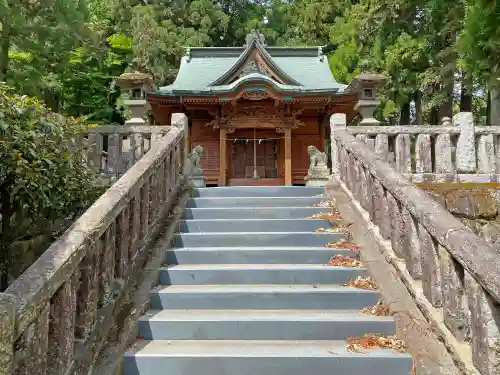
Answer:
[0, 125, 185, 375]
[331, 117, 500, 375]
[87, 125, 171, 178]
[346, 112, 500, 183]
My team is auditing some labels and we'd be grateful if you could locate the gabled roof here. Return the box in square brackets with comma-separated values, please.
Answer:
[154, 30, 347, 97]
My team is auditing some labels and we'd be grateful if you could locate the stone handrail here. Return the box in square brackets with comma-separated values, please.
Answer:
[331, 122, 500, 375]
[0, 125, 184, 375]
[87, 125, 171, 178]
[345, 113, 500, 182]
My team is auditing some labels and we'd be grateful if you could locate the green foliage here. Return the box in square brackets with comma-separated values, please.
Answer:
[0, 85, 105, 289]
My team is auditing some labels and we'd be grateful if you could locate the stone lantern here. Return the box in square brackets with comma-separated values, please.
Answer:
[348, 72, 387, 125]
[115, 71, 154, 125]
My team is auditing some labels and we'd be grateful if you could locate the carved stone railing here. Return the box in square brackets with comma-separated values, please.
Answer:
[0, 125, 184, 375]
[331, 116, 500, 375]
[87, 125, 171, 178]
[346, 112, 500, 183]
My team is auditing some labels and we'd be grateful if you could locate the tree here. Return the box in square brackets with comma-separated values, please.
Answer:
[0, 85, 105, 290]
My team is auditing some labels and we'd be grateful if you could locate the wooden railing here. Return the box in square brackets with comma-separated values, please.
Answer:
[331, 122, 500, 375]
[87, 125, 171, 178]
[0, 126, 184, 375]
[346, 113, 500, 182]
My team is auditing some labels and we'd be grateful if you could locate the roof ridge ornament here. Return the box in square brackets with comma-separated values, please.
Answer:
[245, 29, 267, 47]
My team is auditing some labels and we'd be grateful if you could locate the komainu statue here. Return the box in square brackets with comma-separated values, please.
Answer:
[185, 145, 204, 176]
[305, 145, 331, 185]
[308, 145, 328, 169]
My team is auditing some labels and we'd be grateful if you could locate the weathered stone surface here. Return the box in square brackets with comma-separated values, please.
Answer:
[434, 134, 454, 173]
[445, 189, 499, 218]
[387, 193, 406, 259]
[14, 303, 50, 375]
[48, 273, 78, 375]
[395, 134, 412, 174]
[356, 134, 368, 144]
[416, 134, 432, 173]
[418, 224, 442, 307]
[454, 112, 476, 173]
[330, 113, 346, 178]
[402, 208, 422, 279]
[479, 222, 500, 244]
[465, 272, 500, 375]
[75, 244, 99, 340]
[477, 134, 496, 174]
[374, 134, 389, 161]
[439, 247, 470, 342]
[0, 293, 15, 375]
[116, 206, 130, 277]
[372, 179, 384, 230]
[333, 128, 500, 307]
[140, 180, 151, 239]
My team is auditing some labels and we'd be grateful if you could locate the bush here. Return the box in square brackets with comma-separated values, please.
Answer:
[0, 85, 105, 290]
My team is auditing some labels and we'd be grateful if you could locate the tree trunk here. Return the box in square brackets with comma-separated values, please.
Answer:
[400, 101, 411, 125]
[0, 22, 11, 82]
[489, 81, 500, 126]
[460, 71, 473, 112]
[415, 91, 423, 125]
[0, 176, 14, 291]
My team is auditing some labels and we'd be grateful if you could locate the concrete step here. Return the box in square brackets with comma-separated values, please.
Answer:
[123, 340, 413, 375]
[182, 207, 332, 219]
[150, 284, 380, 310]
[159, 264, 367, 285]
[192, 186, 324, 197]
[177, 219, 337, 233]
[186, 197, 326, 208]
[138, 309, 396, 340]
[165, 246, 358, 265]
[173, 232, 344, 247]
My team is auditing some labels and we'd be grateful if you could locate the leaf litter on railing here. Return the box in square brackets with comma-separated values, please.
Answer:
[327, 255, 365, 268]
[346, 333, 408, 354]
[343, 276, 378, 290]
[361, 300, 390, 316]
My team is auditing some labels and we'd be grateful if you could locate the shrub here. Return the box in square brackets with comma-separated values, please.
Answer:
[0, 85, 105, 290]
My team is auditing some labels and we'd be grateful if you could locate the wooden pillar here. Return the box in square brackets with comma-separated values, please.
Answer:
[284, 128, 292, 185]
[219, 128, 227, 186]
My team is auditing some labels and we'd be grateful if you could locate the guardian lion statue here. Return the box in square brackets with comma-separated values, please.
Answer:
[307, 145, 328, 169]
[306, 145, 330, 183]
[186, 145, 204, 176]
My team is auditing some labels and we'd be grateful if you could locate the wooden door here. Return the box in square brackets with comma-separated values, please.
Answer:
[231, 140, 278, 178]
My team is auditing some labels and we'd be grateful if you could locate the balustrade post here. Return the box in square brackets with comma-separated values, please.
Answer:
[454, 112, 476, 173]
[171, 113, 189, 163]
[329, 113, 346, 184]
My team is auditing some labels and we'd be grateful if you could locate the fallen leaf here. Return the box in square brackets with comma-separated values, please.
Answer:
[327, 255, 365, 268]
[343, 276, 378, 290]
[326, 240, 361, 252]
[328, 350, 338, 355]
[361, 300, 390, 316]
[346, 334, 408, 353]
[312, 200, 336, 208]
[303, 212, 343, 221]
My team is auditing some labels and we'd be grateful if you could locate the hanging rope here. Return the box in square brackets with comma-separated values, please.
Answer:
[253, 127, 258, 179]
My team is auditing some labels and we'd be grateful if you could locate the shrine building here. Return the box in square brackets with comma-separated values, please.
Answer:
[147, 30, 360, 186]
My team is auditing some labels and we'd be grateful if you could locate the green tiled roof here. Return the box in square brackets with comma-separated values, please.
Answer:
[155, 39, 347, 96]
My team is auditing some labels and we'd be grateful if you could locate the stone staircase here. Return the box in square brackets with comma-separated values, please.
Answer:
[123, 186, 413, 375]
